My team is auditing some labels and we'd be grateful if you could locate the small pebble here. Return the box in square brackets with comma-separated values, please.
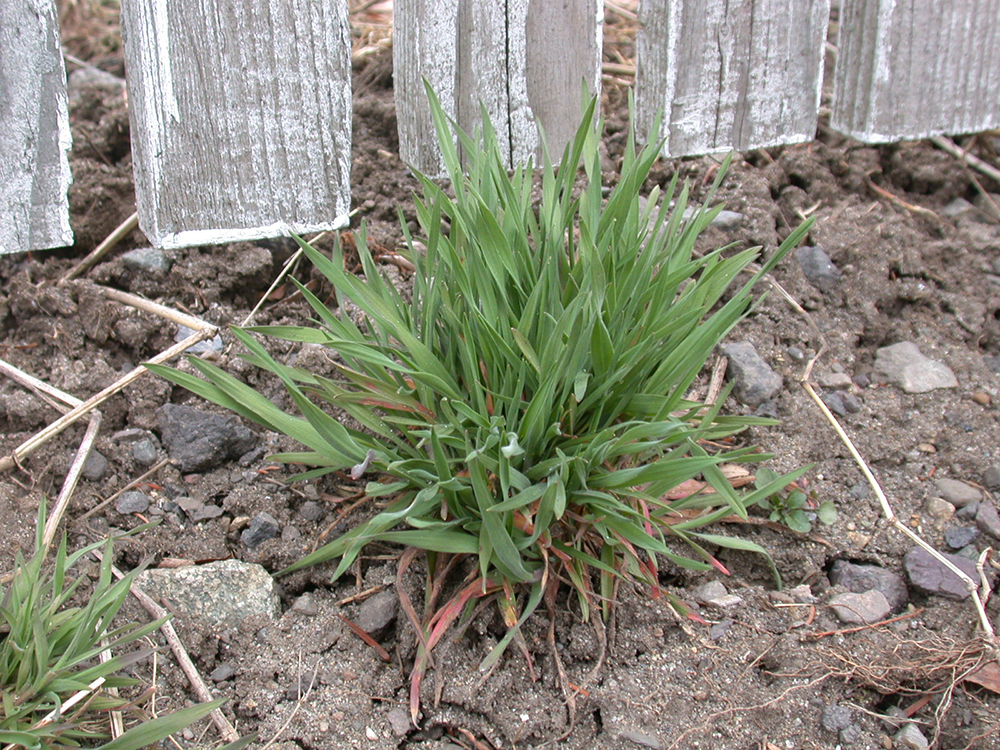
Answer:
[923, 496, 955, 523]
[971, 391, 991, 406]
[116, 490, 150, 515]
[944, 526, 979, 550]
[81, 450, 109, 481]
[975, 501, 1000, 539]
[895, 722, 929, 750]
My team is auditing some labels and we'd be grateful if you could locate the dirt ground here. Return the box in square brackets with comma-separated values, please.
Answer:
[2, 4, 999, 750]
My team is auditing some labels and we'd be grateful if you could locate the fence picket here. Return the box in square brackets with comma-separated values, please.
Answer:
[394, 0, 602, 176]
[832, 0, 1000, 142]
[120, 0, 353, 250]
[0, 0, 73, 255]
[635, 0, 830, 158]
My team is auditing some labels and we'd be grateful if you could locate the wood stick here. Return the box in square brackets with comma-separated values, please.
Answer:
[0, 327, 217, 473]
[93, 285, 216, 332]
[931, 136, 1000, 185]
[0, 358, 103, 555]
[59, 211, 139, 284]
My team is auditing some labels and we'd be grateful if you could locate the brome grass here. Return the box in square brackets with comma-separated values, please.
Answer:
[150, 86, 810, 720]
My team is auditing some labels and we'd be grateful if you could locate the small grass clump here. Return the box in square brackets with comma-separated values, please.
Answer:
[0, 508, 227, 750]
[151, 87, 809, 718]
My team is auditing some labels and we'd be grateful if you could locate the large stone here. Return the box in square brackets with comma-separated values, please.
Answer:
[797, 245, 841, 292]
[356, 591, 398, 633]
[829, 590, 891, 624]
[976, 501, 1000, 540]
[933, 478, 982, 507]
[829, 560, 908, 612]
[873, 342, 957, 394]
[903, 548, 978, 601]
[158, 403, 257, 473]
[136, 560, 280, 630]
[720, 341, 783, 407]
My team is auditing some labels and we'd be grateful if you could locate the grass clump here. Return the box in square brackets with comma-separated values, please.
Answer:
[0, 508, 229, 750]
[150, 87, 809, 719]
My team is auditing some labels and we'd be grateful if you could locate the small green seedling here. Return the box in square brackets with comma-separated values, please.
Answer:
[756, 468, 836, 533]
[0, 505, 250, 750]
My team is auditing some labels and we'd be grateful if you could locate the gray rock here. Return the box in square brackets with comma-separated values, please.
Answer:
[957, 501, 980, 521]
[81, 450, 109, 481]
[933, 478, 981, 507]
[829, 590, 891, 624]
[817, 372, 853, 389]
[797, 246, 841, 292]
[121, 247, 172, 275]
[976, 501, 1000, 539]
[116, 490, 150, 515]
[849, 482, 870, 501]
[67, 67, 125, 109]
[711, 210, 744, 230]
[720, 341, 783, 407]
[176, 324, 225, 355]
[923, 496, 955, 523]
[840, 392, 862, 413]
[983, 464, 1000, 490]
[945, 527, 979, 550]
[821, 704, 854, 733]
[290, 593, 319, 617]
[618, 729, 663, 749]
[943, 197, 976, 219]
[691, 580, 742, 608]
[821, 391, 849, 417]
[873, 342, 958, 393]
[298, 501, 324, 522]
[903, 547, 978, 600]
[136, 560, 280, 630]
[894, 723, 929, 750]
[131, 438, 158, 467]
[356, 591, 398, 633]
[209, 663, 237, 682]
[874, 341, 958, 393]
[158, 403, 257, 473]
[386, 707, 411, 737]
[241, 512, 281, 548]
[175, 496, 224, 523]
[829, 560, 908, 611]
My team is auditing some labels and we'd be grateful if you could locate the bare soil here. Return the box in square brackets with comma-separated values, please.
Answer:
[2, 6, 999, 750]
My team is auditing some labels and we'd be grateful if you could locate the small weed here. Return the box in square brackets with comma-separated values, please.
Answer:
[150, 86, 810, 720]
[755, 468, 836, 533]
[0, 506, 235, 750]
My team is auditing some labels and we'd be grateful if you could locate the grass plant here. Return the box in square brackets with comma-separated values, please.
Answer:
[149, 87, 810, 719]
[0, 507, 232, 750]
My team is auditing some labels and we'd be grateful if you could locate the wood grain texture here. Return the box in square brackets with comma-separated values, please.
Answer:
[635, 0, 829, 158]
[0, 0, 73, 255]
[832, 0, 1000, 142]
[120, 0, 352, 249]
[394, 0, 601, 176]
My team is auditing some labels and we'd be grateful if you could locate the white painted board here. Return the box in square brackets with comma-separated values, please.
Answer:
[0, 0, 73, 255]
[635, 0, 830, 158]
[394, 0, 602, 176]
[120, 0, 352, 250]
[832, 0, 1000, 142]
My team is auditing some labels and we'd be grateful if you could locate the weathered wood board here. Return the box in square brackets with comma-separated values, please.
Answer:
[394, 0, 603, 176]
[120, 0, 352, 249]
[832, 0, 1000, 142]
[635, 0, 830, 158]
[0, 0, 73, 255]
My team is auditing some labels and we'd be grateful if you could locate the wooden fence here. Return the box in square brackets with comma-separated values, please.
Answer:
[2, 0, 998, 255]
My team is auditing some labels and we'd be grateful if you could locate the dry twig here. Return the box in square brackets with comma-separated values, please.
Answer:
[59, 212, 139, 284]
